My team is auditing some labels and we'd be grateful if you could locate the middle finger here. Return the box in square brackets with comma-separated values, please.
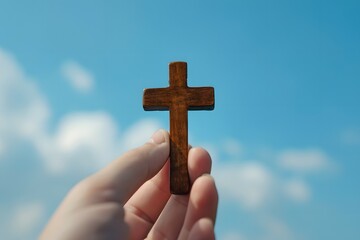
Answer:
[147, 148, 212, 239]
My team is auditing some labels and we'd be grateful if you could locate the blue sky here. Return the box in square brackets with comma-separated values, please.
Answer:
[0, 0, 359, 239]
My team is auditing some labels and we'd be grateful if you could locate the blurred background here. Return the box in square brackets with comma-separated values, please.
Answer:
[0, 0, 359, 239]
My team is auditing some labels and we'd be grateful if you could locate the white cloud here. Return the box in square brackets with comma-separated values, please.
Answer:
[9, 202, 45, 238]
[215, 158, 315, 211]
[277, 149, 331, 172]
[215, 162, 275, 209]
[211, 140, 324, 211]
[211, 142, 324, 240]
[55, 112, 117, 153]
[37, 112, 121, 174]
[61, 60, 94, 93]
[35, 113, 162, 174]
[36, 113, 162, 174]
[0, 48, 50, 140]
[211, 143, 331, 213]
[283, 179, 311, 203]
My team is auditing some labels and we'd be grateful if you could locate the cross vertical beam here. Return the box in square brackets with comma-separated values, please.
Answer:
[143, 62, 215, 194]
[170, 102, 188, 194]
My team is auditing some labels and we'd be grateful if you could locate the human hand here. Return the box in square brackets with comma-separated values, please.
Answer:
[40, 129, 218, 240]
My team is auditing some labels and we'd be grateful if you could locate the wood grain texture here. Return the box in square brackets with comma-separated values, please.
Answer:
[143, 62, 215, 194]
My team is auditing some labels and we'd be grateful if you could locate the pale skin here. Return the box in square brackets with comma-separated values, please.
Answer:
[40, 129, 218, 240]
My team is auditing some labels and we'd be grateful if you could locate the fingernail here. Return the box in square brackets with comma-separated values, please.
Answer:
[150, 129, 165, 144]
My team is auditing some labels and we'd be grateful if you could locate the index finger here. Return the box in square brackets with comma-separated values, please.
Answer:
[92, 129, 170, 204]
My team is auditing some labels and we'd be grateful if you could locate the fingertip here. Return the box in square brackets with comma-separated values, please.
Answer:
[149, 129, 169, 145]
[189, 218, 215, 240]
[189, 147, 211, 159]
[197, 218, 214, 231]
[188, 147, 212, 182]
[190, 174, 218, 223]
[192, 174, 218, 203]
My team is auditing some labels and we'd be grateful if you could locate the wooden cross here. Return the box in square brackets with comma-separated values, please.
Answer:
[143, 62, 215, 194]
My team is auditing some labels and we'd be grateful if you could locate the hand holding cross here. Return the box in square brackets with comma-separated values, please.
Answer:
[143, 62, 215, 194]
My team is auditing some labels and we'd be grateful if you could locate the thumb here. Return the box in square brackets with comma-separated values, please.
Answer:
[93, 129, 170, 204]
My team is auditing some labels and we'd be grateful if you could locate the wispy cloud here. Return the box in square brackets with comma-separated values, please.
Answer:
[215, 162, 274, 209]
[61, 60, 94, 93]
[277, 149, 332, 172]
[207, 138, 316, 210]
